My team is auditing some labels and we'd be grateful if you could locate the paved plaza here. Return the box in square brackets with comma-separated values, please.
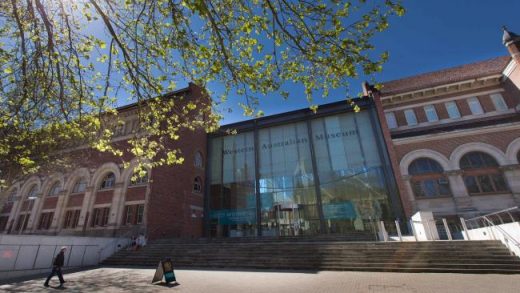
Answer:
[1, 267, 520, 293]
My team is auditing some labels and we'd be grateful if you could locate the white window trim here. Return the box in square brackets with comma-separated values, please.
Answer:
[490, 93, 508, 112]
[423, 105, 439, 122]
[404, 109, 418, 126]
[467, 97, 484, 115]
[385, 112, 398, 129]
[444, 101, 461, 119]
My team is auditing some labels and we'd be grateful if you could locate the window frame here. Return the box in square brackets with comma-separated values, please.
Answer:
[48, 182, 61, 197]
[404, 109, 418, 126]
[490, 93, 508, 112]
[100, 173, 116, 190]
[444, 101, 461, 119]
[460, 152, 510, 195]
[423, 105, 439, 122]
[193, 177, 202, 193]
[384, 112, 398, 129]
[467, 97, 484, 115]
[194, 151, 204, 168]
[130, 171, 148, 186]
[72, 178, 87, 194]
[408, 158, 451, 198]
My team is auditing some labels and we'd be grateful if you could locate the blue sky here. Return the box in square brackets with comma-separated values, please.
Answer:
[218, 0, 520, 124]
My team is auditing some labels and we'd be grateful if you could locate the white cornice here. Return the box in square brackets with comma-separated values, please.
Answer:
[392, 122, 520, 145]
[381, 74, 503, 106]
[383, 88, 504, 112]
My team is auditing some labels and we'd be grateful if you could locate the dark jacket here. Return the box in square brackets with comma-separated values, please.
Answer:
[53, 251, 65, 267]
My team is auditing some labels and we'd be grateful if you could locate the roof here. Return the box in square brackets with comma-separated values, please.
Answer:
[380, 56, 511, 96]
[115, 84, 194, 113]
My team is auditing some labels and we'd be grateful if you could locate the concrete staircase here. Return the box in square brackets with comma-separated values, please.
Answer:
[102, 237, 520, 274]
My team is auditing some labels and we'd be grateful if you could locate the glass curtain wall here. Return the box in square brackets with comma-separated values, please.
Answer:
[208, 132, 257, 237]
[258, 122, 319, 236]
[207, 109, 397, 238]
[311, 111, 392, 235]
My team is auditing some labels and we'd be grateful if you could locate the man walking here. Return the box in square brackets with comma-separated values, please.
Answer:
[44, 246, 67, 288]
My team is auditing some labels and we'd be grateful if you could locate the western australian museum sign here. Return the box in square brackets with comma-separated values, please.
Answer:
[222, 129, 359, 155]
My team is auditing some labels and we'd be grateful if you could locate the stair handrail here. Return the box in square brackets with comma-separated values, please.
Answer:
[97, 229, 134, 263]
[465, 206, 519, 222]
[474, 215, 520, 257]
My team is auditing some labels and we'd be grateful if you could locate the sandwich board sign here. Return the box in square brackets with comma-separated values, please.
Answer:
[151, 258, 177, 284]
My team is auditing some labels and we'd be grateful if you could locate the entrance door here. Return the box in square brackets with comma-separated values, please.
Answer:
[275, 203, 301, 236]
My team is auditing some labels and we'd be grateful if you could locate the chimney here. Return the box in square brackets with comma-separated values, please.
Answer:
[503, 26, 520, 65]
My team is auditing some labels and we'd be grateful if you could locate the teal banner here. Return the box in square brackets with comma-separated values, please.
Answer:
[210, 208, 256, 224]
[323, 202, 357, 220]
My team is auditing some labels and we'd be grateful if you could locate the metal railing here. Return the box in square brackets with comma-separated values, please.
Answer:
[0, 243, 99, 273]
[464, 206, 520, 256]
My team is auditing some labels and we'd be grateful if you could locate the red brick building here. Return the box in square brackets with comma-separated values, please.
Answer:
[369, 28, 520, 219]
[0, 83, 208, 240]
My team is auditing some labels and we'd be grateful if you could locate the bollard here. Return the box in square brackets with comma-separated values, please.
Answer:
[395, 220, 402, 242]
[442, 218, 452, 240]
[460, 217, 470, 240]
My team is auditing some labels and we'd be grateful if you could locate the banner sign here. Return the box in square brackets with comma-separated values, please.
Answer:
[210, 208, 256, 225]
[323, 201, 357, 220]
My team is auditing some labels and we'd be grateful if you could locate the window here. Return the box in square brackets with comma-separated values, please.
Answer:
[7, 189, 17, 202]
[48, 182, 61, 197]
[16, 214, 30, 231]
[0, 216, 8, 231]
[460, 152, 509, 194]
[385, 112, 398, 129]
[193, 177, 202, 193]
[423, 105, 439, 122]
[91, 207, 110, 227]
[194, 151, 204, 168]
[100, 173, 115, 189]
[404, 109, 418, 126]
[409, 158, 451, 198]
[27, 185, 38, 200]
[490, 93, 508, 111]
[63, 210, 81, 229]
[130, 171, 148, 186]
[72, 178, 87, 193]
[38, 212, 54, 230]
[123, 204, 145, 225]
[467, 97, 484, 115]
[445, 101, 461, 119]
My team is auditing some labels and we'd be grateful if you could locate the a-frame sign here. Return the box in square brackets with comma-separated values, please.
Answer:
[152, 258, 177, 284]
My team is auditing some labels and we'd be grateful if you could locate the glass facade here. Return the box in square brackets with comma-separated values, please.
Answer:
[206, 103, 402, 238]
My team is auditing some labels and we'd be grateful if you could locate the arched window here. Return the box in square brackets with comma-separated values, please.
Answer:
[7, 189, 17, 202]
[194, 151, 203, 168]
[408, 158, 450, 198]
[100, 173, 116, 189]
[72, 178, 87, 193]
[193, 177, 202, 193]
[460, 152, 508, 194]
[48, 181, 61, 197]
[27, 185, 38, 200]
[130, 170, 149, 186]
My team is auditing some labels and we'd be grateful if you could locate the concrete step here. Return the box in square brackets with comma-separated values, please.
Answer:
[102, 239, 520, 274]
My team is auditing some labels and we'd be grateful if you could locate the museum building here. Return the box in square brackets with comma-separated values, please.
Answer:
[1, 28, 520, 240]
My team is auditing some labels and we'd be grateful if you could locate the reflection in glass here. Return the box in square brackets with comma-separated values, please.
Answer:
[208, 132, 257, 237]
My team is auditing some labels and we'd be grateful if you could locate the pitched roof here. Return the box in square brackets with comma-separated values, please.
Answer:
[380, 56, 511, 96]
